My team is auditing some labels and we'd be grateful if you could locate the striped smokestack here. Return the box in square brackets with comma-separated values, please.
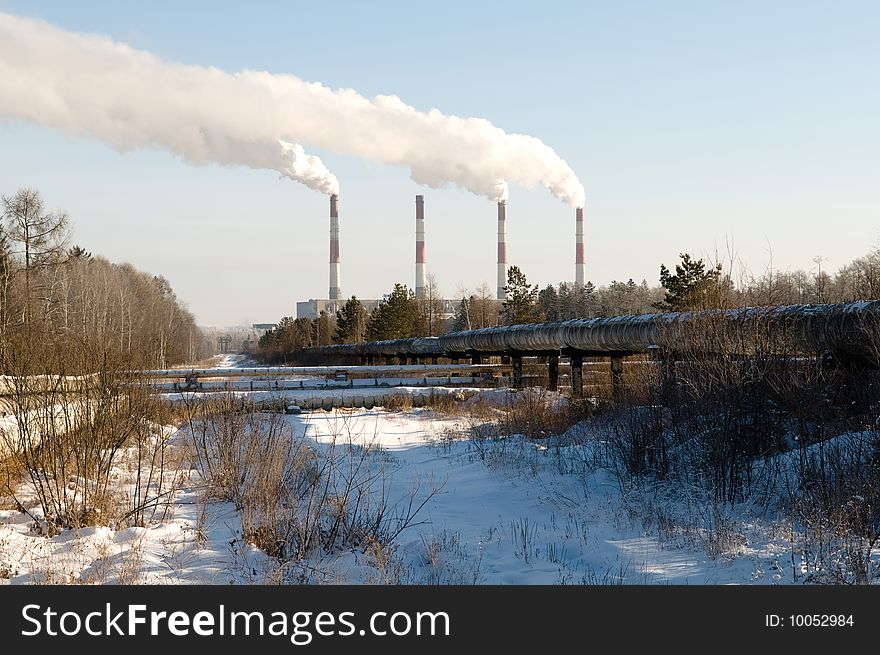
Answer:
[497, 200, 507, 300]
[329, 193, 341, 301]
[415, 194, 426, 298]
[575, 206, 585, 287]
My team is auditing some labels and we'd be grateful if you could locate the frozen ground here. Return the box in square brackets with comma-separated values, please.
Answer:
[0, 404, 806, 585]
[0, 355, 870, 585]
[275, 408, 800, 584]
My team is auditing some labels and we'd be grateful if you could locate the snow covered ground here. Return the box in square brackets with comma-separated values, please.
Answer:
[0, 355, 874, 584]
[277, 407, 802, 584]
[0, 399, 817, 585]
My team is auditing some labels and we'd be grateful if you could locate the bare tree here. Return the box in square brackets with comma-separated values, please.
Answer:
[1, 188, 69, 323]
[420, 273, 446, 336]
[470, 282, 499, 328]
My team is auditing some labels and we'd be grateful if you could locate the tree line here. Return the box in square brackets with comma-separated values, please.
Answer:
[1, 187, 212, 373]
[255, 243, 880, 362]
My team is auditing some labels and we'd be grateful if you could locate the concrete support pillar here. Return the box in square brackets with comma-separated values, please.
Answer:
[385, 356, 395, 366]
[547, 354, 559, 391]
[512, 354, 523, 389]
[471, 354, 483, 365]
[398, 356, 407, 366]
[658, 351, 677, 402]
[430, 356, 438, 365]
[611, 354, 625, 400]
[570, 354, 583, 398]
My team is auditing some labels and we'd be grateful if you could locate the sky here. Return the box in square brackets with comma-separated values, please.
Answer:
[0, 1, 877, 327]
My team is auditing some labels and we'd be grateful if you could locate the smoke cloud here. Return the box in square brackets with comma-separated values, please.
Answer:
[0, 12, 584, 207]
[278, 140, 339, 196]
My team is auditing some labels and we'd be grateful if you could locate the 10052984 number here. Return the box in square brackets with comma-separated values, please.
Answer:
[789, 615, 854, 627]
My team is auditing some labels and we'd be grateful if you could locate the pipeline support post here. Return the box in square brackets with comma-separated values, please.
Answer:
[471, 354, 483, 365]
[548, 354, 559, 391]
[610, 354, 624, 400]
[511, 353, 523, 389]
[653, 348, 677, 403]
[570, 353, 583, 397]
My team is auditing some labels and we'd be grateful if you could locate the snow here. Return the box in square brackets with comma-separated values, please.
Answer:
[1, 380, 876, 584]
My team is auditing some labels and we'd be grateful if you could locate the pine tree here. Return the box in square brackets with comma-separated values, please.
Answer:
[67, 245, 92, 261]
[656, 253, 727, 311]
[451, 297, 471, 332]
[538, 284, 560, 322]
[501, 265, 542, 325]
[366, 283, 420, 340]
[334, 296, 368, 344]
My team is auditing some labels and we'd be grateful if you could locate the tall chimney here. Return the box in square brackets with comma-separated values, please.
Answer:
[329, 194, 341, 301]
[575, 206, 585, 287]
[497, 200, 507, 300]
[415, 194, 426, 298]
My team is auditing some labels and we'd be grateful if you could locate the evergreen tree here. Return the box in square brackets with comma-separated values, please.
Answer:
[366, 283, 421, 340]
[656, 253, 727, 311]
[501, 265, 542, 325]
[67, 245, 92, 261]
[334, 296, 368, 344]
[451, 297, 471, 332]
[538, 284, 560, 321]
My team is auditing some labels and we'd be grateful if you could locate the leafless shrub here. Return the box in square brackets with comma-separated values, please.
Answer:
[498, 389, 572, 439]
[595, 308, 880, 581]
[183, 396, 442, 578]
[787, 432, 880, 584]
[0, 331, 184, 531]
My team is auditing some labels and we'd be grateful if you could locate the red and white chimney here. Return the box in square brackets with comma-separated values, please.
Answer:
[415, 194, 426, 298]
[575, 206, 585, 287]
[329, 194, 341, 301]
[497, 200, 507, 300]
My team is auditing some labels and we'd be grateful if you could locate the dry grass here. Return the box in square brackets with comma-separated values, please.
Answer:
[380, 394, 413, 412]
[0, 453, 26, 508]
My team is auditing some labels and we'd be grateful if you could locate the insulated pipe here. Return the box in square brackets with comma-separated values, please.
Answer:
[575, 206, 585, 287]
[497, 200, 507, 300]
[415, 195, 426, 298]
[300, 301, 880, 362]
[329, 194, 341, 301]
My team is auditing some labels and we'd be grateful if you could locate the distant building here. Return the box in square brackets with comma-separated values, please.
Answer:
[251, 323, 277, 332]
[297, 298, 380, 320]
[296, 298, 457, 321]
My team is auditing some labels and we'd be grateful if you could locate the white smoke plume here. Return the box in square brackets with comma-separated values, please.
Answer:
[0, 12, 584, 207]
[278, 140, 339, 196]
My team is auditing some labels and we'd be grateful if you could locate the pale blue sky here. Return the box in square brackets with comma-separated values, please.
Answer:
[1, 1, 878, 326]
